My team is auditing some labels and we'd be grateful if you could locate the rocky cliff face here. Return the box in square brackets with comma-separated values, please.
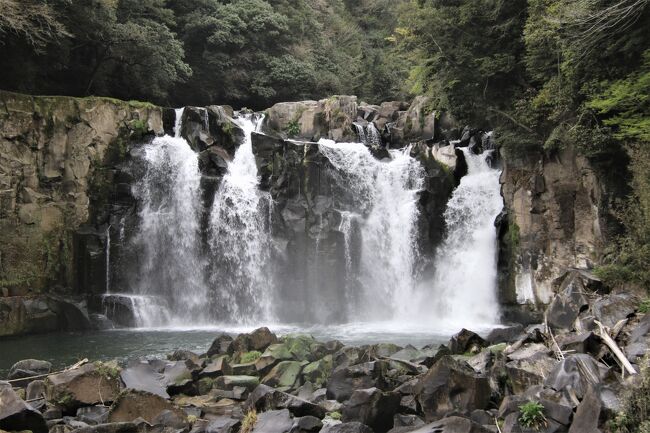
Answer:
[2, 90, 631, 335]
[0, 91, 163, 334]
[498, 146, 629, 320]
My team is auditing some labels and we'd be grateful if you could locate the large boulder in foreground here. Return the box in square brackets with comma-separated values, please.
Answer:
[327, 361, 388, 402]
[250, 409, 293, 433]
[107, 389, 187, 424]
[342, 387, 400, 433]
[546, 271, 590, 331]
[231, 327, 278, 353]
[245, 384, 325, 418]
[0, 385, 48, 433]
[414, 356, 490, 421]
[8, 359, 52, 386]
[46, 363, 122, 411]
[395, 416, 491, 433]
[321, 422, 374, 433]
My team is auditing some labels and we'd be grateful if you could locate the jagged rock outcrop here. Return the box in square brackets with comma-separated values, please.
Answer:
[0, 91, 163, 335]
[498, 145, 628, 316]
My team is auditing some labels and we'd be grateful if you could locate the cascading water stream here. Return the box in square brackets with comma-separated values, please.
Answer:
[105, 225, 111, 294]
[208, 114, 275, 323]
[318, 140, 424, 320]
[353, 122, 382, 147]
[127, 108, 209, 327]
[418, 147, 502, 328]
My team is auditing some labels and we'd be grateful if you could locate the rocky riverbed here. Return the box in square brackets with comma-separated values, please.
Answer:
[1, 271, 649, 433]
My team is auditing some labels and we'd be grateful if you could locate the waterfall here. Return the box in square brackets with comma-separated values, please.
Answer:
[353, 122, 382, 147]
[101, 294, 172, 328]
[208, 114, 274, 323]
[129, 108, 208, 326]
[318, 140, 425, 320]
[105, 225, 111, 294]
[366, 123, 382, 147]
[421, 147, 502, 328]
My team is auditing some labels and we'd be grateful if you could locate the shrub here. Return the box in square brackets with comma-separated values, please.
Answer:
[519, 400, 546, 430]
[285, 120, 300, 137]
[610, 355, 650, 433]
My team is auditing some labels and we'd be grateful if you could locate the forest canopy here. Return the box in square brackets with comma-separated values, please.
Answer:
[0, 0, 408, 108]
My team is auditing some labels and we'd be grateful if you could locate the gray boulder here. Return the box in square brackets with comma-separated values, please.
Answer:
[46, 363, 122, 411]
[8, 359, 52, 385]
[568, 386, 603, 433]
[292, 415, 323, 432]
[207, 334, 234, 357]
[320, 422, 374, 433]
[506, 353, 557, 394]
[327, 361, 388, 402]
[0, 385, 48, 433]
[342, 387, 400, 433]
[591, 293, 638, 328]
[394, 416, 491, 433]
[245, 384, 325, 418]
[546, 272, 590, 331]
[107, 389, 187, 424]
[25, 379, 47, 410]
[251, 409, 293, 433]
[414, 356, 490, 421]
[544, 354, 608, 399]
[449, 329, 487, 355]
[120, 361, 169, 398]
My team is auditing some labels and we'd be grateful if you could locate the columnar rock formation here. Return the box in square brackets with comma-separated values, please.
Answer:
[0, 90, 633, 335]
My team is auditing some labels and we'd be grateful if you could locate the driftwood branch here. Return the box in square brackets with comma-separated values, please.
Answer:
[545, 313, 565, 361]
[594, 320, 637, 375]
[7, 358, 89, 385]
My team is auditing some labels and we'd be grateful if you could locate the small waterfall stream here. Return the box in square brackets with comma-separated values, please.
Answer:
[318, 140, 425, 320]
[126, 108, 208, 326]
[419, 147, 502, 328]
[208, 114, 274, 323]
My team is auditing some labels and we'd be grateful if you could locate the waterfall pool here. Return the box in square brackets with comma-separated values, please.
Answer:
[0, 321, 500, 377]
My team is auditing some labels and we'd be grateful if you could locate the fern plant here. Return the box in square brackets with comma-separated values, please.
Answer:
[519, 401, 547, 430]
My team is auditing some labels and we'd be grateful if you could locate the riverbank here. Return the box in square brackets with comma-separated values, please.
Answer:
[2, 289, 649, 433]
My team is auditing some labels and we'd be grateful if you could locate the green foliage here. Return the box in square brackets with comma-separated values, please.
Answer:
[507, 222, 520, 252]
[56, 391, 74, 407]
[239, 351, 262, 363]
[519, 401, 546, 430]
[94, 361, 120, 379]
[587, 51, 650, 143]
[285, 120, 300, 138]
[639, 299, 650, 314]
[596, 143, 650, 291]
[610, 355, 650, 433]
[394, 0, 528, 126]
[0, 0, 408, 108]
[328, 411, 342, 420]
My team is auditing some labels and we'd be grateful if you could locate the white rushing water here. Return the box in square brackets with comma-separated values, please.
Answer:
[419, 148, 502, 328]
[208, 114, 275, 323]
[319, 140, 425, 320]
[129, 108, 208, 326]
[105, 225, 111, 294]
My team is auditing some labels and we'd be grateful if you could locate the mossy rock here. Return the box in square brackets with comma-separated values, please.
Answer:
[280, 334, 318, 361]
[302, 355, 333, 388]
[261, 361, 304, 389]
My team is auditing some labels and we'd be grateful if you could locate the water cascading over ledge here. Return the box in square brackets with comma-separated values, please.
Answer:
[102, 105, 504, 331]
